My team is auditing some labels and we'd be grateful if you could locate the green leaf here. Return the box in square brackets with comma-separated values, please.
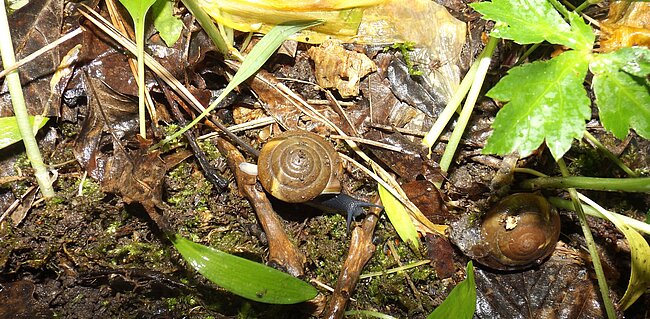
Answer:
[427, 261, 476, 319]
[171, 234, 318, 304]
[378, 185, 420, 250]
[483, 50, 591, 159]
[590, 47, 650, 140]
[0, 116, 48, 150]
[118, 0, 157, 137]
[118, 0, 157, 27]
[152, 0, 183, 47]
[224, 20, 322, 93]
[470, 0, 594, 51]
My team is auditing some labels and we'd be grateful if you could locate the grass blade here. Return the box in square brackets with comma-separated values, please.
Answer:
[154, 20, 322, 148]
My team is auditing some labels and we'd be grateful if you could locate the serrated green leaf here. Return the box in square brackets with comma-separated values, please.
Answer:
[0, 116, 48, 150]
[152, 0, 183, 47]
[427, 261, 476, 319]
[378, 185, 420, 250]
[171, 234, 318, 304]
[470, 0, 594, 50]
[483, 50, 591, 159]
[591, 47, 650, 140]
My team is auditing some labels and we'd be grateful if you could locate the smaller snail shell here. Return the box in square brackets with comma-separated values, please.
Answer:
[478, 193, 560, 270]
[257, 130, 342, 203]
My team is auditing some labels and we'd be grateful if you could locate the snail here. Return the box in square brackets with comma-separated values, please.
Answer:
[450, 193, 560, 271]
[256, 130, 382, 229]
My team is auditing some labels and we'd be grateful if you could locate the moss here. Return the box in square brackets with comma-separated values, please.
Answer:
[198, 139, 223, 161]
[166, 163, 213, 212]
[304, 214, 349, 283]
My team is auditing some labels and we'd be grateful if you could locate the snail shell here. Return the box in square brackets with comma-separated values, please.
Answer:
[257, 130, 342, 203]
[478, 193, 560, 270]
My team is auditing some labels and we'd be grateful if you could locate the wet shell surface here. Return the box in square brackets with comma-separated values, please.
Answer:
[257, 130, 342, 203]
[451, 193, 561, 271]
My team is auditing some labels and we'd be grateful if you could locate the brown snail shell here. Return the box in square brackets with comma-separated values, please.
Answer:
[450, 193, 561, 271]
[478, 193, 560, 270]
[257, 130, 342, 203]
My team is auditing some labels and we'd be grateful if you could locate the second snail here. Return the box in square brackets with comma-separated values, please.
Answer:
[256, 130, 382, 229]
[451, 193, 561, 271]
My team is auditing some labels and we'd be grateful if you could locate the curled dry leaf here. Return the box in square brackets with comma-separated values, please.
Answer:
[195, 0, 385, 43]
[600, 1, 650, 52]
[308, 41, 377, 98]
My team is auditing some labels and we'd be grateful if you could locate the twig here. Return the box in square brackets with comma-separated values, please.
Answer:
[330, 135, 402, 152]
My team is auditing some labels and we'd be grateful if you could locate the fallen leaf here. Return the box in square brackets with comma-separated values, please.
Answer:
[308, 40, 376, 97]
[0, 0, 66, 117]
[474, 253, 605, 319]
[600, 1, 650, 52]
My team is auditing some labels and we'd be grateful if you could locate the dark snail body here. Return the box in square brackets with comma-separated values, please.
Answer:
[257, 130, 381, 229]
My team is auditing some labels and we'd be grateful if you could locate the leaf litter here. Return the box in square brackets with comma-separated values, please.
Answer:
[0, 0, 648, 318]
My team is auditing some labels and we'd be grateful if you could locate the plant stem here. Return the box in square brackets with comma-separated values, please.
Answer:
[574, 0, 601, 14]
[422, 47, 479, 155]
[515, 43, 540, 67]
[0, 1, 54, 198]
[583, 131, 638, 177]
[520, 176, 650, 192]
[548, 197, 650, 235]
[422, 62, 475, 150]
[547, 0, 570, 20]
[557, 159, 616, 319]
[512, 167, 548, 178]
[438, 36, 498, 172]
[180, 0, 232, 58]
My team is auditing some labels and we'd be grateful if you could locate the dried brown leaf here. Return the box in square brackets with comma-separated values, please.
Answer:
[475, 253, 607, 319]
[308, 41, 376, 98]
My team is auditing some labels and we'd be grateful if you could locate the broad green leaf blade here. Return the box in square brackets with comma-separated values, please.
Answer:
[152, 0, 183, 47]
[155, 20, 321, 147]
[0, 116, 48, 149]
[171, 234, 318, 304]
[590, 47, 650, 140]
[427, 261, 476, 319]
[378, 185, 420, 250]
[483, 50, 591, 159]
[470, 0, 594, 51]
[578, 195, 650, 310]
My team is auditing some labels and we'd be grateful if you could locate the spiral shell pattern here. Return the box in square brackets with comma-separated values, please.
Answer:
[479, 193, 560, 270]
[258, 130, 341, 203]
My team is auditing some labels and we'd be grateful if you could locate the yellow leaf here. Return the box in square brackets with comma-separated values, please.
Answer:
[196, 0, 385, 43]
[580, 194, 650, 310]
[378, 184, 420, 250]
